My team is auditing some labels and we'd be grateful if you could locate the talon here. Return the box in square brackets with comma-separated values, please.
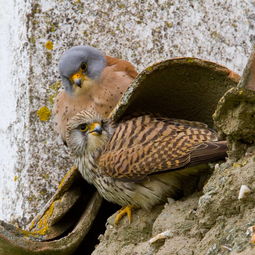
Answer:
[114, 205, 134, 224]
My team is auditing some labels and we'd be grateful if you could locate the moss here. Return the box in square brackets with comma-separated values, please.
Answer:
[37, 106, 51, 121]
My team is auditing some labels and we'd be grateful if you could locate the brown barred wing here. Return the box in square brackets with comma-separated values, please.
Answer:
[98, 115, 223, 180]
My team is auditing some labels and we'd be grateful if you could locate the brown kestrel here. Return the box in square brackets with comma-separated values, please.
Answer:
[66, 110, 227, 223]
[53, 45, 137, 142]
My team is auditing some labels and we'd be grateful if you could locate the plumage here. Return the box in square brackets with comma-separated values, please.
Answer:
[66, 110, 227, 210]
[53, 46, 137, 142]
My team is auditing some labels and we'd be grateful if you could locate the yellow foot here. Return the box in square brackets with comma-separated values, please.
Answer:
[114, 205, 134, 224]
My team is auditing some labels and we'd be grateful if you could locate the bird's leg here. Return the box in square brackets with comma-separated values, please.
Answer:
[114, 205, 134, 224]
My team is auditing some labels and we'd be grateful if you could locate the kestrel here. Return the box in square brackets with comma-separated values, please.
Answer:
[66, 110, 227, 223]
[53, 45, 137, 142]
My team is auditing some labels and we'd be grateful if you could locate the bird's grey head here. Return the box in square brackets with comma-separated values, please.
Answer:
[59, 45, 106, 94]
[66, 110, 113, 157]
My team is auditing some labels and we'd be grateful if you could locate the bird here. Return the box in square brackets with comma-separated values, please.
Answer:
[66, 109, 227, 224]
[53, 45, 137, 142]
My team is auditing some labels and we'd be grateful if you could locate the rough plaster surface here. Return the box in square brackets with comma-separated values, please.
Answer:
[1, 0, 255, 226]
[0, 0, 31, 224]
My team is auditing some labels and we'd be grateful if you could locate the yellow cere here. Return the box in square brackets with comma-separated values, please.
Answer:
[71, 71, 82, 80]
[88, 122, 101, 135]
[37, 106, 51, 122]
[45, 40, 53, 50]
[70, 69, 88, 83]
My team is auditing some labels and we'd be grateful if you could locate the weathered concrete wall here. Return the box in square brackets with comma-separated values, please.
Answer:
[0, 0, 255, 226]
[0, 0, 31, 224]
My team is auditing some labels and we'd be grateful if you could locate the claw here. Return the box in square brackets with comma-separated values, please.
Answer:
[114, 205, 134, 224]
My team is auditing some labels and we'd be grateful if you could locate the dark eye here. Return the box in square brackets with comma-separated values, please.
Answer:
[101, 120, 106, 128]
[80, 62, 87, 72]
[80, 123, 88, 132]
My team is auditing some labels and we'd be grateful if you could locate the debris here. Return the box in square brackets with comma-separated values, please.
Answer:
[221, 245, 232, 251]
[238, 185, 251, 200]
[149, 230, 173, 245]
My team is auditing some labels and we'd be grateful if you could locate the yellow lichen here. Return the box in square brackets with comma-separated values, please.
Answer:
[145, 66, 154, 72]
[48, 93, 57, 105]
[49, 24, 56, 32]
[14, 176, 19, 182]
[19, 228, 43, 239]
[28, 167, 78, 236]
[57, 166, 78, 191]
[211, 31, 221, 39]
[31, 202, 55, 236]
[37, 106, 51, 121]
[186, 58, 195, 63]
[233, 162, 241, 168]
[49, 81, 61, 91]
[165, 21, 173, 28]
[238, 89, 244, 95]
[45, 40, 53, 50]
[27, 195, 36, 202]
[48, 81, 61, 104]
[41, 173, 50, 180]
[40, 189, 47, 196]
[118, 3, 126, 8]
[29, 36, 36, 45]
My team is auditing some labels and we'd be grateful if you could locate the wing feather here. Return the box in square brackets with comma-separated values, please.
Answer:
[105, 55, 138, 79]
[98, 115, 226, 180]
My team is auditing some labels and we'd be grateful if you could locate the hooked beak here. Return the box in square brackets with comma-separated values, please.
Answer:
[70, 71, 88, 88]
[73, 78, 82, 87]
[88, 123, 102, 136]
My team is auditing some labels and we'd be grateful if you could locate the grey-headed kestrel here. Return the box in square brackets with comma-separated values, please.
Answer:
[66, 110, 227, 223]
[53, 45, 137, 142]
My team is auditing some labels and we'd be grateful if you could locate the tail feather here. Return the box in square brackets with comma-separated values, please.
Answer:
[189, 141, 227, 166]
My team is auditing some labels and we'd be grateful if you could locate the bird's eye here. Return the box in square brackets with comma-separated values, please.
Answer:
[80, 62, 87, 72]
[80, 123, 88, 132]
[101, 120, 106, 128]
